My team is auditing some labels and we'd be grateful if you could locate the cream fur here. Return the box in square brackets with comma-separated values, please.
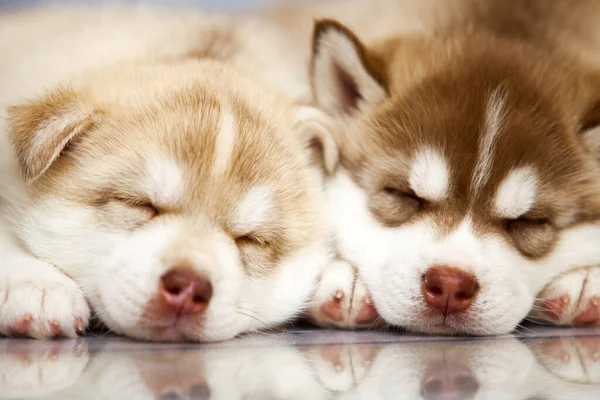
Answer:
[0, 5, 335, 341]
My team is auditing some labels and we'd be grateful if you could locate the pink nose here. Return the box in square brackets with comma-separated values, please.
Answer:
[422, 267, 479, 315]
[160, 268, 212, 315]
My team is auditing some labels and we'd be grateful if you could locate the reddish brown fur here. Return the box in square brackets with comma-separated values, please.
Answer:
[312, 20, 600, 259]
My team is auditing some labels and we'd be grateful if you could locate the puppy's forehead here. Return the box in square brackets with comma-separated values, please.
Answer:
[147, 95, 303, 210]
[53, 86, 306, 218]
[349, 56, 597, 237]
[365, 67, 580, 198]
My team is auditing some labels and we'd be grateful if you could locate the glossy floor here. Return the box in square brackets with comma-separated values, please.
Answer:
[1, 325, 600, 399]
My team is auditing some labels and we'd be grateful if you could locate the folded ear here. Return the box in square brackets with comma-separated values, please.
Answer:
[7, 87, 100, 183]
[293, 106, 339, 176]
[311, 19, 388, 118]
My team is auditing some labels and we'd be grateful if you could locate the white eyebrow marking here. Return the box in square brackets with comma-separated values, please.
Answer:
[409, 147, 450, 201]
[472, 88, 506, 192]
[232, 186, 274, 233]
[494, 166, 538, 219]
[212, 102, 236, 177]
[145, 157, 183, 205]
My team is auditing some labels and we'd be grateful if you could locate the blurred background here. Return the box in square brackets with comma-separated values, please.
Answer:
[0, 0, 290, 11]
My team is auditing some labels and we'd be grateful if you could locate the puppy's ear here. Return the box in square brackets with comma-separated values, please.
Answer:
[311, 19, 388, 118]
[7, 87, 100, 183]
[294, 106, 339, 176]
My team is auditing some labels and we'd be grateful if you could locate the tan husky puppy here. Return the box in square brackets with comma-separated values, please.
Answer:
[0, 4, 338, 341]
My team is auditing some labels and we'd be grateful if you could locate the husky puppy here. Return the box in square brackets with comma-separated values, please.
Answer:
[0, 4, 337, 341]
[256, 0, 600, 333]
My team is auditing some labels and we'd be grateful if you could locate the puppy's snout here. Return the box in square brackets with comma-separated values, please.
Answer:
[422, 267, 479, 315]
[160, 268, 213, 314]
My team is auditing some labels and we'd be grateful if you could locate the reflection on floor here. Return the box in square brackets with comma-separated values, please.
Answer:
[1, 325, 600, 399]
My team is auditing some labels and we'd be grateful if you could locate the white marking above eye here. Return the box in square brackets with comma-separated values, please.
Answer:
[494, 166, 538, 219]
[232, 186, 274, 233]
[409, 147, 450, 201]
[145, 157, 183, 206]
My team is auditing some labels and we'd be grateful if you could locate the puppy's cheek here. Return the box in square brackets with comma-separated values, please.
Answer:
[325, 171, 393, 270]
[88, 224, 178, 333]
[469, 284, 533, 335]
[455, 238, 534, 334]
[237, 241, 331, 333]
[194, 242, 248, 341]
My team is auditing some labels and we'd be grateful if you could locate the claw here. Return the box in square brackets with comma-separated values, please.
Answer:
[13, 313, 32, 335]
[74, 317, 85, 334]
[49, 320, 61, 336]
[355, 297, 379, 325]
[321, 296, 344, 322]
[574, 297, 600, 326]
[334, 290, 344, 300]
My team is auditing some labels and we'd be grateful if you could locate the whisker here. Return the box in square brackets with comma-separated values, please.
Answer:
[366, 316, 384, 332]
[237, 310, 270, 328]
[514, 323, 539, 335]
[522, 316, 556, 326]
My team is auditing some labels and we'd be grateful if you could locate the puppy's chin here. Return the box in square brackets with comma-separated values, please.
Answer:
[396, 318, 516, 337]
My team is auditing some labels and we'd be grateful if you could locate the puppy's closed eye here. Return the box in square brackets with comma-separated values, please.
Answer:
[506, 217, 557, 258]
[235, 233, 268, 247]
[113, 195, 159, 216]
[234, 233, 279, 276]
[369, 187, 424, 227]
[97, 195, 158, 230]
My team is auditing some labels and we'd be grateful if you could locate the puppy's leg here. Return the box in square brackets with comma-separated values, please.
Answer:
[0, 226, 90, 338]
[530, 266, 600, 326]
[305, 261, 383, 329]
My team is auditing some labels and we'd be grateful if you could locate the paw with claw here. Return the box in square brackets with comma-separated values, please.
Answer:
[305, 261, 383, 329]
[0, 262, 90, 338]
[530, 266, 600, 327]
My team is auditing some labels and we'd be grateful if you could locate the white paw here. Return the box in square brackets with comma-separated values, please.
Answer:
[0, 340, 89, 398]
[530, 266, 600, 326]
[0, 262, 90, 338]
[305, 261, 382, 329]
